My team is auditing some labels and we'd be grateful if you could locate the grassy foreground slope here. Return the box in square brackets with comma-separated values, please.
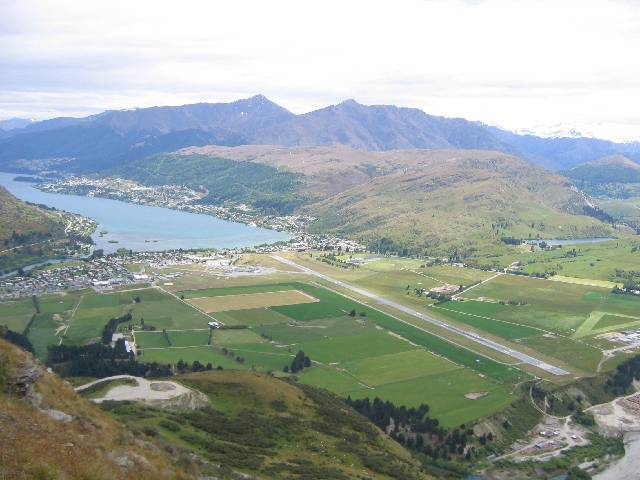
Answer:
[170, 145, 614, 253]
[1, 335, 434, 479]
[0, 338, 189, 480]
[106, 370, 434, 480]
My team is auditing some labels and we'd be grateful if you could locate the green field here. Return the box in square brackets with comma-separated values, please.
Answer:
[64, 288, 214, 346]
[212, 329, 266, 345]
[169, 329, 210, 347]
[27, 313, 61, 359]
[212, 308, 292, 326]
[0, 298, 35, 331]
[135, 331, 171, 348]
[462, 274, 640, 335]
[142, 280, 519, 426]
[272, 301, 345, 321]
[444, 273, 640, 372]
[432, 300, 540, 340]
[343, 369, 514, 428]
[140, 345, 249, 369]
[296, 332, 414, 363]
[25, 293, 83, 358]
[340, 349, 459, 386]
[298, 365, 366, 393]
[594, 314, 640, 331]
[137, 329, 211, 349]
[467, 238, 640, 284]
[520, 334, 603, 373]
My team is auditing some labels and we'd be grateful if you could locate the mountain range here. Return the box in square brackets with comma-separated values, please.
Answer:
[514, 122, 640, 144]
[0, 118, 34, 131]
[1, 95, 639, 172]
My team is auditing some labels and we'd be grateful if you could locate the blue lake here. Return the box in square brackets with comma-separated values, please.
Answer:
[526, 237, 615, 246]
[0, 172, 290, 253]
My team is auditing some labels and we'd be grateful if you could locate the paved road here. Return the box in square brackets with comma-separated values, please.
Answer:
[271, 255, 569, 376]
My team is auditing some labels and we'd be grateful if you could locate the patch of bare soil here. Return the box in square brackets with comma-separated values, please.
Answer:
[150, 382, 176, 392]
[465, 391, 489, 400]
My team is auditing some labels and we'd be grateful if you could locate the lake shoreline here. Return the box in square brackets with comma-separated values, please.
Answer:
[0, 172, 292, 254]
[36, 175, 308, 235]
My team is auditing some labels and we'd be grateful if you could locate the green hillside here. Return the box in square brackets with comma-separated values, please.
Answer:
[562, 155, 640, 184]
[305, 154, 613, 253]
[562, 155, 640, 199]
[175, 145, 615, 254]
[104, 370, 434, 480]
[112, 153, 305, 214]
[106, 145, 620, 255]
[0, 186, 70, 272]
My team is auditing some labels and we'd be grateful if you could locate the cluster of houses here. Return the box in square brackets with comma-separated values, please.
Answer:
[39, 176, 313, 233]
[0, 257, 133, 299]
[0, 231, 367, 300]
[282, 234, 365, 253]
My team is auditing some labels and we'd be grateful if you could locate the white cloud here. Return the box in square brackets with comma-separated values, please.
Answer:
[1, 0, 639, 136]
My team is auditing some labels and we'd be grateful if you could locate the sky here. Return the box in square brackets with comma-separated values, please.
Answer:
[1, 0, 639, 139]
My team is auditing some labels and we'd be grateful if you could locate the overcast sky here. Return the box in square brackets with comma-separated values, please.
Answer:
[1, 0, 639, 136]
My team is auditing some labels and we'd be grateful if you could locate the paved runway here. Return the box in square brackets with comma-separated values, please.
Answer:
[272, 255, 569, 376]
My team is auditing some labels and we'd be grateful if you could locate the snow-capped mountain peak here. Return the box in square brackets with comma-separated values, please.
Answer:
[513, 122, 640, 144]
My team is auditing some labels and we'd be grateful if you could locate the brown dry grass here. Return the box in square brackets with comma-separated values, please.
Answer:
[186, 289, 317, 313]
[178, 145, 614, 249]
[0, 338, 189, 480]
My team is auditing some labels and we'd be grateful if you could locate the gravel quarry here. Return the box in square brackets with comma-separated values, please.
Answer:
[75, 375, 208, 409]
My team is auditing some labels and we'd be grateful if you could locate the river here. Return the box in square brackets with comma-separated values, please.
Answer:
[594, 431, 640, 480]
[0, 172, 290, 253]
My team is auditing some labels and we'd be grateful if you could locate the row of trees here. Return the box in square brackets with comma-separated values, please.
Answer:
[101, 312, 133, 344]
[606, 355, 640, 395]
[346, 396, 437, 434]
[176, 359, 222, 373]
[346, 396, 472, 460]
[48, 342, 172, 378]
[221, 347, 245, 364]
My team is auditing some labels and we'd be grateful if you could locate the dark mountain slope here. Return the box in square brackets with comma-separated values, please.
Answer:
[2, 95, 639, 172]
[0, 118, 34, 131]
[0, 96, 292, 171]
[88, 94, 294, 136]
[254, 99, 514, 152]
[562, 155, 640, 183]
